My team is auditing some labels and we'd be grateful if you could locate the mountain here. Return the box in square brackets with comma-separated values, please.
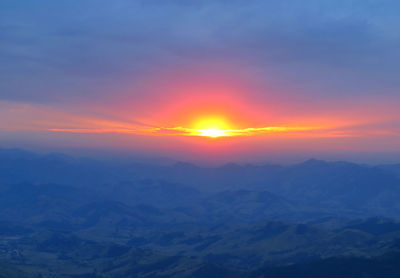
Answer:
[378, 164, 400, 178]
[2, 230, 400, 278]
[0, 230, 245, 278]
[1, 148, 400, 276]
[251, 252, 400, 278]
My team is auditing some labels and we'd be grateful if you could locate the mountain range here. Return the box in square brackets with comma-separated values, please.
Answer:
[1, 148, 400, 277]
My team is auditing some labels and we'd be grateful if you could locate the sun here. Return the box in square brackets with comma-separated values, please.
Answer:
[199, 128, 228, 138]
[191, 116, 231, 138]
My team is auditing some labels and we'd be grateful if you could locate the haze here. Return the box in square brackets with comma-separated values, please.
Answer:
[1, 0, 400, 164]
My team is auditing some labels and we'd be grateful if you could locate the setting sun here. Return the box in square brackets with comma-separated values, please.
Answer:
[198, 128, 228, 138]
[193, 117, 229, 129]
[191, 117, 231, 137]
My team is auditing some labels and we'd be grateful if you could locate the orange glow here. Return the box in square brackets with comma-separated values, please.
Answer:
[193, 116, 230, 130]
[49, 124, 323, 138]
[152, 125, 321, 138]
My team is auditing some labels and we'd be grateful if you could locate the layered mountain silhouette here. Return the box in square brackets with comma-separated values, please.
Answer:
[1, 148, 400, 277]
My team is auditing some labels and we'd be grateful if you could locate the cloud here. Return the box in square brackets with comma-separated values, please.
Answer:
[1, 0, 400, 105]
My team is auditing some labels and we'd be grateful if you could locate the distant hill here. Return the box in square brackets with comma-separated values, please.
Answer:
[1, 148, 400, 275]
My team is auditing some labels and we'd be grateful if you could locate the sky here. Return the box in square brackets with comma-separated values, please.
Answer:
[1, 0, 400, 163]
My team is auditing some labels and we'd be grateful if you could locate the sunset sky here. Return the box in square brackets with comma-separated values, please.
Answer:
[1, 0, 400, 163]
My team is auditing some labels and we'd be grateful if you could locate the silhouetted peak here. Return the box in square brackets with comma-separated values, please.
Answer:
[218, 163, 243, 171]
[173, 161, 199, 170]
[0, 147, 38, 160]
[301, 158, 327, 166]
